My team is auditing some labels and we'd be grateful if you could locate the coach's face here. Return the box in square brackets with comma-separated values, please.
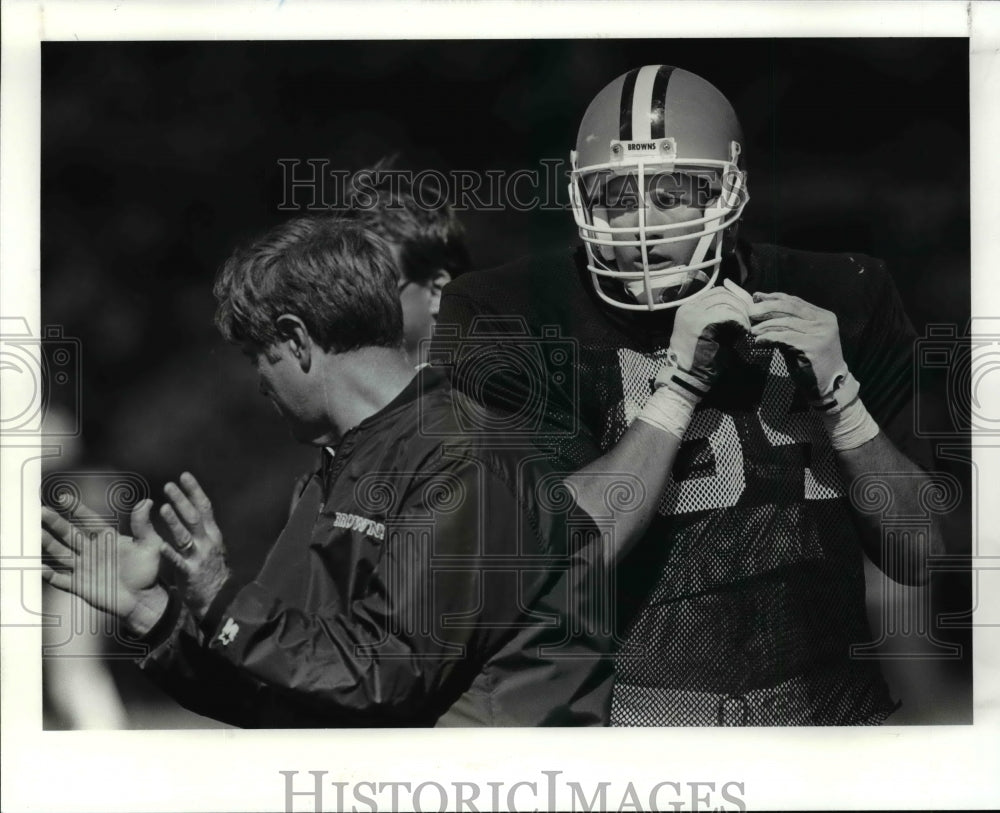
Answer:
[249, 339, 330, 445]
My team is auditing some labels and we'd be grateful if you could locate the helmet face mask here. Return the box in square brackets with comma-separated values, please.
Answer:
[569, 66, 750, 312]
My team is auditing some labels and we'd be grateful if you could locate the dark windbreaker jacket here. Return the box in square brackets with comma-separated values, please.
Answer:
[137, 367, 614, 726]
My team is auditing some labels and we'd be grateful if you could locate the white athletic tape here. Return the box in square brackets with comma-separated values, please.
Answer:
[635, 383, 697, 441]
[820, 372, 880, 451]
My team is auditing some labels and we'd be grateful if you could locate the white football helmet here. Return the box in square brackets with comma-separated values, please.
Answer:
[569, 65, 750, 311]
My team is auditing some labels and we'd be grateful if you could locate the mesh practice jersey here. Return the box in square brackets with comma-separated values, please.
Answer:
[434, 242, 919, 725]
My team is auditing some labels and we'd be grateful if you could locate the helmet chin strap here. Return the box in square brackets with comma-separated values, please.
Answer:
[623, 266, 711, 304]
[622, 207, 723, 306]
[689, 205, 723, 268]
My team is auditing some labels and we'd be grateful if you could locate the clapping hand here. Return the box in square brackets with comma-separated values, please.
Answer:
[158, 472, 232, 621]
[42, 500, 170, 637]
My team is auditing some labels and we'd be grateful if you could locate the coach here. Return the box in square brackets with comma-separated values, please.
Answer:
[42, 217, 613, 727]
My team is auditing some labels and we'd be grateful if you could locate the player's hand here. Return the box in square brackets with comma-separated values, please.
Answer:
[158, 472, 231, 621]
[42, 501, 170, 637]
[748, 291, 848, 404]
[660, 285, 751, 398]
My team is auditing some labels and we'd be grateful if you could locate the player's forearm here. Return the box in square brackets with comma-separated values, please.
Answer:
[566, 420, 682, 564]
[815, 371, 943, 584]
[835, 430, 944, 585]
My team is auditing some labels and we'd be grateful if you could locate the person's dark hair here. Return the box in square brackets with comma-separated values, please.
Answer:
[214, 216, 403, 353]
[343, 156, 472, 285]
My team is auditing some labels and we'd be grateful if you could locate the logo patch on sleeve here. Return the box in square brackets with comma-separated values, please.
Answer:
[217, 617, 240, 647]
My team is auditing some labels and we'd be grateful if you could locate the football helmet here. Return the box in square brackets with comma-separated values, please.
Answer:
[569, 65, 750, 311]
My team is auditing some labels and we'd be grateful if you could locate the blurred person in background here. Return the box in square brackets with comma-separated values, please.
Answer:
[42, 216, 612, 727]
[285, 161, 474, 517]
[41, 407, 128, 729]
[343, 157, 472, 368]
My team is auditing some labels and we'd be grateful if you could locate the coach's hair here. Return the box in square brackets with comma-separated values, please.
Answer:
[343, 156, 472, 285]
[213, 216, 404, 353]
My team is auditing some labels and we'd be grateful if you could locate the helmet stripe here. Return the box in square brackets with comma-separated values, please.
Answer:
[631, 65, 661, 141]
[618, 68, 640, 140]
[650, 65, 675, 140]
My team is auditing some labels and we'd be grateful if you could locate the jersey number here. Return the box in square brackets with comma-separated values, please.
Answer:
[611, 348, 842, 515]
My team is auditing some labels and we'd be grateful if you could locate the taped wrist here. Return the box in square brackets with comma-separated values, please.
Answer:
[817, 371, 880, 451]
[635, 383, 696, 441]
[658, 347, 712, 401]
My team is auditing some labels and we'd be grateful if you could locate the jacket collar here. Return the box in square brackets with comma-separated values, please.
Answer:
[359, 365, 447, 428]
[317, 366, 449, 487]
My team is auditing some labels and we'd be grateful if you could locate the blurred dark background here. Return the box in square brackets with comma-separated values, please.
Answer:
[41, 39, 971, 727]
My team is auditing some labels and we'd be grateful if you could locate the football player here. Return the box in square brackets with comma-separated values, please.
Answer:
[435, 65, 942, 725]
